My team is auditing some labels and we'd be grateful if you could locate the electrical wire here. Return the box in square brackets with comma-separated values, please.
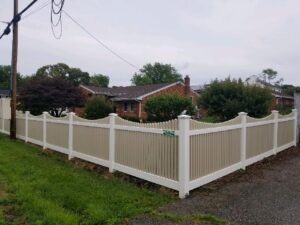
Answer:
[0, 0, 39, 39]
[51, 0, 65, 39]
[63, 10, 139, 70]
[22, 0, 51, 20]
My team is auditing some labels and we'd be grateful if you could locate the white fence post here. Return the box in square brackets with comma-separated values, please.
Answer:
[1, 99, 4, 132]
[178, 115, 191, 199]
[42, 112, 48, 150]
[25, 111, 29, 143]
[109, 113, 117, 173]
[68, 112, 75, 160]
[239, 112, 247, 170]
[272, 110, 279, 154]
[293, 109, 298, 146]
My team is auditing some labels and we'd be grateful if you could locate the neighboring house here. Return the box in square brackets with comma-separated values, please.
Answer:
[245, 75, 294, 108]
[0, 89, 10, 98]
[78, 76, 198, 120]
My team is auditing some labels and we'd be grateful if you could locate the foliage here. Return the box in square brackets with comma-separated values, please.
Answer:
[18, 77, 84, 117]
[0, 134, 172, 225]
[131, 62, 182, 85]
[259, 68, 283, 87]
[281, 84, 300, 96]
[85, 96, 113, 119]
[144, 94, 196, 122]
[275, 105, 293, 115]
[198, 78, 273, 121]
[198, 116, 221, 123]
[35, 63, 90, 86]
[89, 74, 110, 87]
[0, 65, 30, 90]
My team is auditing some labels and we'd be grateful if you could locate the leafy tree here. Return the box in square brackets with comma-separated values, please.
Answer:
[198, 78, 272, 121]
[0, 65, 29, 90]
[18, 77, 84, 117]
[261, 68, 278, 84]
[131, 62, 182, 85]
[89, 74, 109, 87]
[144, 94, 195, 122]
[35, 63, 90, 86]
[85, 96, 113, 119]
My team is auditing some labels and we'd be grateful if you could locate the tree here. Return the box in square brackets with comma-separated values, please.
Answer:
[144, 94, 195, 122]
[0, 65, 29, 90]
[261, 68, 278, 84]
[85, 96, 113, 119]
[198, 78, 272, 121]
[89, 74, 109, 87]
[35, 63, 90, 86]
[18, 77, 84, 117]
[131, 62, 182, 85]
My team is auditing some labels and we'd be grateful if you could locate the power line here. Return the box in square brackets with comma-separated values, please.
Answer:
[22, 0, 50, 20]
[63, 10, 139, 70]
[0, 0, 39, 39]
[51, 0, 65, 39]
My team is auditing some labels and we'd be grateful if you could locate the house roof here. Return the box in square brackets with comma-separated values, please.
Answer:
[81, 81, 196, 101]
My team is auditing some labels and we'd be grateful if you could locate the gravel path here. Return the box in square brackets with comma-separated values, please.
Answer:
[127, 147, 300, 225]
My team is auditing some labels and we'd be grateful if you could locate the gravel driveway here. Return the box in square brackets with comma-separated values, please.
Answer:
[127, 146, 300, 225]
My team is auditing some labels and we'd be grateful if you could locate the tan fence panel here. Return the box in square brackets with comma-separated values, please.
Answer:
[115, 130, 178, 181]
[190, 129, 241, 180]
[246, 124, 274, 158]
[16, 118, 25, 137]
[4, 119, 10, 132]
[0, 119, 3, 130]
[28, 120, 43, 142]
[46, 122, 69, 149]
[73, 125, 109, 160]
[278, 120, 294, 146]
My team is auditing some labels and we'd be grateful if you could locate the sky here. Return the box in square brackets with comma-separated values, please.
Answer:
[0, 0, 300, 86]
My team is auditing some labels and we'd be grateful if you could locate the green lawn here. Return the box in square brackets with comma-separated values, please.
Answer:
[0, 134, 173, 225]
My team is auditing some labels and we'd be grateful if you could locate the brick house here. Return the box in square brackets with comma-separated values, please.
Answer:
[78, 76, 198, 120]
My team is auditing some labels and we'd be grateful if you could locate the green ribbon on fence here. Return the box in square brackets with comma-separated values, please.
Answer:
[162, 130, 175, 137]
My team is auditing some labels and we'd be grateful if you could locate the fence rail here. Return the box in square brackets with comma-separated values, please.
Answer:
[0, 99, 297, 198]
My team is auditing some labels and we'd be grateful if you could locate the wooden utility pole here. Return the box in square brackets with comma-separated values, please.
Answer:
[10, 0, 18, 139]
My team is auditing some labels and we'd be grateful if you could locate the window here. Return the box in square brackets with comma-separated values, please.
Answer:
[124, 102, 128, 111]
[130, 102, 134, 112]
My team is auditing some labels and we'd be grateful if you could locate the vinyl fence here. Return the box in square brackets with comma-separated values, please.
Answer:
[0, 100, 297, 198]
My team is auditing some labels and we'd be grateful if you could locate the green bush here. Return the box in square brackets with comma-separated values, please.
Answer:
[144, 94, 196, 122]
[121, 116, 141, 123]
[85, 96, 113, 119]
[275, 105, 293, 115]
[198, 78, 273, 121]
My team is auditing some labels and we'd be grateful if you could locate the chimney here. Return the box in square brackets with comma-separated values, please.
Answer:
[184, 75, 190, 96]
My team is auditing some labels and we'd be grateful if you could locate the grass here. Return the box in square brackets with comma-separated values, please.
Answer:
[0, 134, 173, 225]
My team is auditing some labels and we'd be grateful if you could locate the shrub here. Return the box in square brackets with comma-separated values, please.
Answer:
[144, 94, 196, 122]
[85, 97, 113, 119]
[121, 116, 141, 123]
[198, 78, 273, 121]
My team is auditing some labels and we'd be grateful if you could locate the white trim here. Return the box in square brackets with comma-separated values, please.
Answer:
[27, 117, 43, 122]
[79, 84, 96, 94]
[190, 124, 242, 136]
[68, 113, 75, 160]
[115, 125, 179, 135]
[277, 142, 294, 153]
[278, 117, 294, 123]
[114, 163, 179, 191]
[16, 134, 25, 140]
[72, 151, 110, 168]
[178, 115, 190, 198]
[45, 143, 70, 155]
[239, 112, 247, 170]
[47, 119, 69, 125]
[246, 120, 274, 128]
[189, 162, 242, 191]
[27, 138, 43, 146]
[245, 149, 274, 167]
[72, 121, 110, 129]
[109, 113, 117, 173]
